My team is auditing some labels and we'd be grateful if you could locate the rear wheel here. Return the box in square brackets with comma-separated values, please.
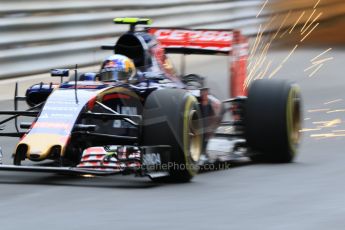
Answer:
[244, 79, 302, 163]
[143, 89, 203, 182]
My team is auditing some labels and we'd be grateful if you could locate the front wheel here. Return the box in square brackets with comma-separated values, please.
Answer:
[244, 79, 302, 163]
[142, 89, 203, 182]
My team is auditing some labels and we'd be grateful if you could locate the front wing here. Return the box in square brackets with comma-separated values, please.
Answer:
[0, 145, 171, 179]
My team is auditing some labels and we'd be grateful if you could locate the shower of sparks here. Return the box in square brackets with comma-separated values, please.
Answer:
[246, 0, 327, 87]
[249, 43, 270, 77]
[306, 118, 345, 138]
[249, 24, 262, 57]
[324, 99, 343, 105]
[247, 25, 264, 71]
[257, 0, 269, 18]
[248, 15, 276, 70]
[246, 12, 291, 86]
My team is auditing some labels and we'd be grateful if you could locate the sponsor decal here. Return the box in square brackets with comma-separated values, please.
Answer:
[143, 153, 161, 166]
[152, 29, 233, 42]
[148, 28, 234, 52]
[43, 106, 79, 112]
[32, 122, 71, 130]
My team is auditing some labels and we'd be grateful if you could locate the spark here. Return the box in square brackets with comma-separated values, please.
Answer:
[301, 12, 323, 35]
[308, 63, 323, 77]
[311, 133, 345, 138]
[254, 43, 270, 69]
[257, 60, 272, 79]
[249, 24, 262, 57]
[313, 57, 333, 65]
[248, 24, 264, 70]
[301, 22, 319, 42]
[304, 64, 317, 72]
[279, 28, 289, 38]
[246, 43, 271, 87]
[311, 48, 332, 62]
[266, 44, 297, 80]
[307, 108, 330, 113]
[314, 0, 321, 9]
[290, 11, 305, 34]
[248, 16, 274, 64]
[300, 128, 321, 132]
[268, 65, 283, 79]
[324, 99, 343, 105]
[301, 9, 316, 32]
[257, 0, 269, 18]
[273, 11, 291, 40]
[81, 174, 95, 178]
[327, 109, 345, 114]
[313, 119, 341, 128]
[304, 58, 332, 72]
[283, 44, 299, 63]
[332, 130, 345, 133]
[305, 49, 333, 76]
[254, 70, 264, 80]
[263, 14, 278, 38]
[249, 36, 271, 70]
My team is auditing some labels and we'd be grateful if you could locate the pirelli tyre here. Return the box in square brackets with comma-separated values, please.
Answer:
[143, 89, 203, 182]
[244, 79, 302, 163]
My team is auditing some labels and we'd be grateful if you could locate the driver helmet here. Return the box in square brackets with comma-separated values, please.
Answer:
[99, 54, 136, 82]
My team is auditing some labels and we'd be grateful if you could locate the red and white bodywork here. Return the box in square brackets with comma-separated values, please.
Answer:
[148, 28, 249, 97]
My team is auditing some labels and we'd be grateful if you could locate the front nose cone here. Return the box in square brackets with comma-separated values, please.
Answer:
[17, 134, 66, 161]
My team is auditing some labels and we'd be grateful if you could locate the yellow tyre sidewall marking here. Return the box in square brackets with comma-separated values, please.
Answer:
[286, 86, 300, 156]
[183, 96, 201, 176]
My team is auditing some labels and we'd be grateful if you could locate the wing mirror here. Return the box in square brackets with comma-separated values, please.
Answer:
[51, 69, 69, 83]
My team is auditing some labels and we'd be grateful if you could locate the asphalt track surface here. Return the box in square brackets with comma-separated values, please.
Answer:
[0, 46, 345, 230]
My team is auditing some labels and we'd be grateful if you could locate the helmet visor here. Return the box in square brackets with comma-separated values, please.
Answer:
[99, 68, 130, 81]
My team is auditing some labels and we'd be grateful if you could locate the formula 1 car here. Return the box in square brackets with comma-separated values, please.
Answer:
[0, 18, 301, 182]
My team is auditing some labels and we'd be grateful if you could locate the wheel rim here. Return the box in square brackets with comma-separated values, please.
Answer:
[287, 86, 301, 153]
[188, 109, 202, 162]
[292, 94, 301, 144]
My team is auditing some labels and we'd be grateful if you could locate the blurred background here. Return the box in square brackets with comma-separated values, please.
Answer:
[1, 0, 345, 229]
[1, 0, 344, 79]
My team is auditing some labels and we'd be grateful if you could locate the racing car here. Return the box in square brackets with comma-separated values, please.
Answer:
[0, 18, 302, 182]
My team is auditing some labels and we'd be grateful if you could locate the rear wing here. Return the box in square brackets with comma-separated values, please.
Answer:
[147, 28, 249, 97]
